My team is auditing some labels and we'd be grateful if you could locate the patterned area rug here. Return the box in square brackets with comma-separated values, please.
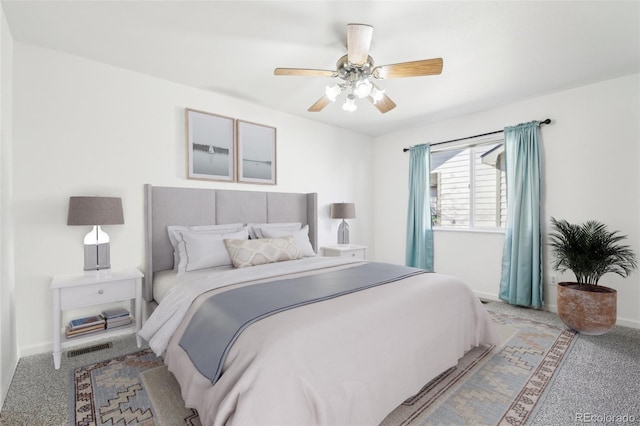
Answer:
[381, 311, 576, 425]
[71, 311, 575, 426]
[70, 350, 200, 426]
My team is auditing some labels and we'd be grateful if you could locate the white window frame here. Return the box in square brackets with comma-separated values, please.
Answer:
[430, 135, 506, 233]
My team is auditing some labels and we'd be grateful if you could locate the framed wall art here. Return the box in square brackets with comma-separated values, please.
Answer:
[236, 120, 277, 185]
[186, 108, 235, 182]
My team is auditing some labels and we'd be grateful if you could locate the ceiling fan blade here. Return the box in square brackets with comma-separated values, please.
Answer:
[308, 95, 332, 112]
[274, 68, 337, 77]
[373, 58, 443, 79]
[369, 92, 396, 114]
[347, 23, 373, 66]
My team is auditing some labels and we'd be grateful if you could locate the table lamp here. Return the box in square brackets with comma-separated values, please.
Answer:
[67, 196, 124, 271]
[330, 202, 356, 244]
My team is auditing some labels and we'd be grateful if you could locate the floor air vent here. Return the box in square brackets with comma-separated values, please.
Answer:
[67, 342, 113, 358]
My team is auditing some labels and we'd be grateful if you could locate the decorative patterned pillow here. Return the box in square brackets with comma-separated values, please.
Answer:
[224, 236, 303, 268]
[261, 224, 316, 257]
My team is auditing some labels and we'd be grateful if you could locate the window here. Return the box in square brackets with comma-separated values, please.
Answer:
[430, 138, 506, 229]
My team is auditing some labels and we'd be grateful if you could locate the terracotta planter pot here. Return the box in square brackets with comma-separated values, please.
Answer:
[557, 282, 617, 335]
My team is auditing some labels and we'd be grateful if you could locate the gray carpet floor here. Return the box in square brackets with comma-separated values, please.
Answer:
[1, 300, 639, 425]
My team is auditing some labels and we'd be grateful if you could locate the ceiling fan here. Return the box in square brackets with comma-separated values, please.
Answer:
[274, 23, 443, 114]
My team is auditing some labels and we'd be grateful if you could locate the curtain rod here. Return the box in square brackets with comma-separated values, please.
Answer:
[402, 118, 551, 152]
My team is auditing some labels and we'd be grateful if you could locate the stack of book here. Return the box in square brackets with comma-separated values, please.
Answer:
[102, 308, 133, 329]
[65, 315, 106, 338]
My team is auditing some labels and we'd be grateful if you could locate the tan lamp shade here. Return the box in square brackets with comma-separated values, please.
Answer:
[67, 196, 124, 226]
[330, 203, 356, 220]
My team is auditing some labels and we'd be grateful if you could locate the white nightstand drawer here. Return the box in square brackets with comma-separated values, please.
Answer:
[60, 279, 134, 309]
[338, 248, 366, 258]
[322, 245, 367, 260]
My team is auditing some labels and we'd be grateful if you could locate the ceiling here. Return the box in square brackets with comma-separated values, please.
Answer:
[2, 1, 639, 136]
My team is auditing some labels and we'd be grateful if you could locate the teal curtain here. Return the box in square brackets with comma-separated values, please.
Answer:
[406, 143, 434, 271]
[499, 121, 542, 308]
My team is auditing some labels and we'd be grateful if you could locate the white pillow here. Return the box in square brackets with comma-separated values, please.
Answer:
[247, 222, 302, 239]
[175, 228, 248, 273]
[167, 223, 244, 270]
[261, 225, 316, 257]
[224, 236, 303, 268]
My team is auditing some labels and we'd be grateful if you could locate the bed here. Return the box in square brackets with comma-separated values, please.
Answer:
[138, 184, 498, 425]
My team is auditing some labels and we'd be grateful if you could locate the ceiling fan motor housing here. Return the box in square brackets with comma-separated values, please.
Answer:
[336, 54, 374, 80]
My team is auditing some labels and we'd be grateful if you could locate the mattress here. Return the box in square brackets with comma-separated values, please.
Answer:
[140, 257, 498, 425]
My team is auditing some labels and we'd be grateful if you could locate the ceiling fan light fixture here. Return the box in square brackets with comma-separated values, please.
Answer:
[342, 94, 357, 112]
[353, 78, 372, 98]
[370, 86, 385, 103]
[325, 84, 342, 102]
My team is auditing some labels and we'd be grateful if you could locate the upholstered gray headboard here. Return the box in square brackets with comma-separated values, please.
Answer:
[144, 184, 318, 302]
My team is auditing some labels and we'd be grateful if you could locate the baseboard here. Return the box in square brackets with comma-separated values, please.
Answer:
[20, 327, 138, 358]
[473, 291, 501, 303]
[614, 317, 640, 329]
[18, 341, 51, 358]
[518, 302, 639, 330]
[1, 357, 18, 408]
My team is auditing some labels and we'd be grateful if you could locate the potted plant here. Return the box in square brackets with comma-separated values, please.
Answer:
[549, 217, 637, 335]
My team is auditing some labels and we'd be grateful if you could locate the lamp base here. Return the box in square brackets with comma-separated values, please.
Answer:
[84, 242, 111, 271]
[337, 219, 350, 245]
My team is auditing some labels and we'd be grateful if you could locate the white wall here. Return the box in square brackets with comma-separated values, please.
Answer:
[12, 43, 374, 355]
[0, 3, 17, 406]
[373, 73, 640, 328]
[7, 37, 640, 364]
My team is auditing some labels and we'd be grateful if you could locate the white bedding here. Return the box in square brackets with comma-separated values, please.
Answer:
[152, 268, 235, 303]
[140, 257, 364, 354]
[150, 270, 180, 303]
[140, 258, 498, 425]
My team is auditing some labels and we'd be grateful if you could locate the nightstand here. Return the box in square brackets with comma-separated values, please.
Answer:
[321, 244, 367, 260]
[50, 269, 143, 369]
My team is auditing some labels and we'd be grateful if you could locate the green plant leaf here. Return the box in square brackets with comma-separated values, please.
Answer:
[549, 217, 637, 285]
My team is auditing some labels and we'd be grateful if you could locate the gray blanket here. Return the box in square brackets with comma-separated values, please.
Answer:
[179, 262, 427, 383]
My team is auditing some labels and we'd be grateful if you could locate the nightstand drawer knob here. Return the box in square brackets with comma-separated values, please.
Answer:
[98, 289, 104, 294]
